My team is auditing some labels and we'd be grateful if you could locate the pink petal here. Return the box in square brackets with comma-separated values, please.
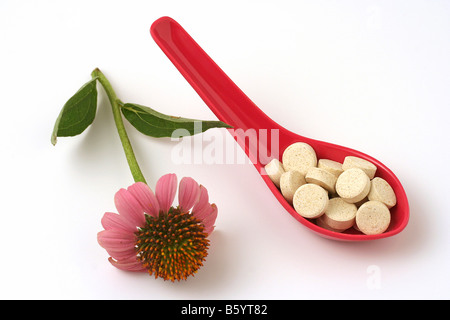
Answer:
[97, 229, 136, 260]
[127, 182, 160, 217]
[202, 204, 218, 235]
[194, 202, 215, 222]
[114, 188, 146, 227]
[101, 212, 137, 233]
[155, 173, 177, 213]
[108, 256, 145, 272]
[178, 177, 200, 212]
[192, 185, 210, 219]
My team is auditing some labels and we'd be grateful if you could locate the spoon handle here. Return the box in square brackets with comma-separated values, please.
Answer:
[150, 16, 279, 133]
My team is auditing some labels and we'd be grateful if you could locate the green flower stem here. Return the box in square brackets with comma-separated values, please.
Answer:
[91, 68, 147, 184]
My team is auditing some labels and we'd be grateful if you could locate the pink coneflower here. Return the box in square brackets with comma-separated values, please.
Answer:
[97, 173, 218, 282]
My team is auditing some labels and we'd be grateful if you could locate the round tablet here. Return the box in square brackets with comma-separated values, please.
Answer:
[321, 197, 357, 231]
[342, 156, 377, 179]
[368, 177, 397, 208]
[336, 168, 370, 203]
[280, 170, 306, 203]
[356, 201, 391, 235]
[293, 184, 329, 219]
[264, 158, 285, 187]
[316, 215, 347, 233]
[282, 142, 317, 175]
[318, 159, 343, 178]
[305, 167, 337, 193]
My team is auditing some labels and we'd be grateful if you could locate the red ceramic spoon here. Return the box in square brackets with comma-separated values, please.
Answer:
[150, 16, 409, 241]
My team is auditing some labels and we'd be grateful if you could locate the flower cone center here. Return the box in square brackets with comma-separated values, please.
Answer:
[135, 207, 209, 281]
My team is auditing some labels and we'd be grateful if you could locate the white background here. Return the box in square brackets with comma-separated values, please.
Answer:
[1, 0, 449, 299]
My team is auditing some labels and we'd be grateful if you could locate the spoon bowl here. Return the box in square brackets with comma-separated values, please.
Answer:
[150, 16, 409, 241]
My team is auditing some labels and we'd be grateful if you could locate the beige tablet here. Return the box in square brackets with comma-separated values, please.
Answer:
[305, 167, 337, 194]
[342, 156, 377, 179]
[356, 200, 391, 235]
[321, 197, 357, 231]
[318, 159, 343, 178]
[282, 142, 317, 175]
[293, 184, 329, 219]
[264, 158, 285, 187]
[280, 170, 306, 203]
[368, 177, 397, 208]
[336, 168, 370, 203]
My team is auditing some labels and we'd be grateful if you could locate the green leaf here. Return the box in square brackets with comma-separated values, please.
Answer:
[51, 77, 98, 145]
[120, 103, 232, 138]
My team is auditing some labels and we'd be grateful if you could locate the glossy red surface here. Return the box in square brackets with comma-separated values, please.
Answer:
[150, 16, 409, 241]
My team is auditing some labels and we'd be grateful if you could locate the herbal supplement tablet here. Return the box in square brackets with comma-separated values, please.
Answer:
[342, 156, 377, 179]
[293, 184, 329, 219]
[321, 197, 357, 231]
[305, 167, 337, 193]
[264, 159, 285, 187]
[368, 177, 397, 208]
[356, 200, 391, 235]
[282, 142, 317, 175]
[316, 215, 347, 233]
[336, 168, 370, 203]
[280, 170, 306, 203]
[318, 159, 344, 178]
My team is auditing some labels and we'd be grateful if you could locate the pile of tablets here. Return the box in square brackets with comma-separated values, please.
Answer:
[264, 142, 396, 235]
